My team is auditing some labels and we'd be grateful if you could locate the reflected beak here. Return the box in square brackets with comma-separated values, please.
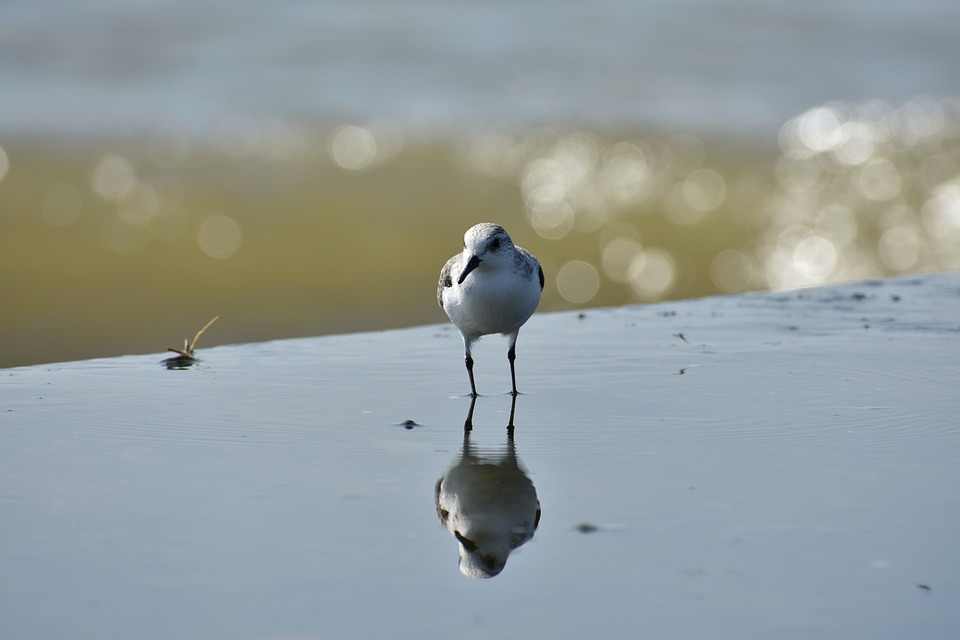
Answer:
[457, 254, 481, 284]
[454, 530, 478, 552]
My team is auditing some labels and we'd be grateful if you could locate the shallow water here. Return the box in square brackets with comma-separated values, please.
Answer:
[3, 104, 960, 368]
[2, 274, 958, 639]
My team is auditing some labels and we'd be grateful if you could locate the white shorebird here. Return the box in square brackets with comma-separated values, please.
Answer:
[438, 223, 544, 397]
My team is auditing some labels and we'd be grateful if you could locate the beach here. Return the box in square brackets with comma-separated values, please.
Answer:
[2, 272, 958, 638]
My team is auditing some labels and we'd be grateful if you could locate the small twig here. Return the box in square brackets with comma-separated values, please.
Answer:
[165, 316, 219, 361]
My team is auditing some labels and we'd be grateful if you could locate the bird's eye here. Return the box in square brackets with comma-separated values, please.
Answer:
[490, 238, 501, 250]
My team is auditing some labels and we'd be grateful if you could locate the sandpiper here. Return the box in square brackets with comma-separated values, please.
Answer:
[438, 223, 544, 397]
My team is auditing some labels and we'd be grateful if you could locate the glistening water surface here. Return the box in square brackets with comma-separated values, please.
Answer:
[4, 98, 960, 368]
[2, 274, 958, 639]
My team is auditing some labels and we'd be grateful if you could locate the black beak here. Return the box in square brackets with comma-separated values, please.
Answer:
[454, 530, 478, 552]
[457, 254, 481, 284]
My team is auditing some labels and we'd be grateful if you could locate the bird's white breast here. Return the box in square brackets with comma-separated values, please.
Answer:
[445, 262, 540, 339]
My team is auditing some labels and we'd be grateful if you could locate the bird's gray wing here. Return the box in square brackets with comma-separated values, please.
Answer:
[438, 255, 458, 308]
[435, 478, 448, 525]
[516, 246, 545, 291]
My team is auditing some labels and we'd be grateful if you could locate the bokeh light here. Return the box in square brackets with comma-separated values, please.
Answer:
[601, 236, 643, 283]
[758, 95, 960, 288]
[556, 260, 600, 304]
[601, 142, 651, 205]
[858, 159, 900, 201]
[921, 179, 960, 241]
[117, 182, 161, 228]
[449, 96, 960, 307]
[0, 144, 8, 183]
[91, 153, 137, 201]
[878, 225, 920, 271]
[198, 214, 243, 259]
[683, 169, 727, 213]
[627, 248, 676, 300]
[329, 125, 377, 171]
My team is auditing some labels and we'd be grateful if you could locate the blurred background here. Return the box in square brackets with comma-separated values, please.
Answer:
[1, 0, 959, 368]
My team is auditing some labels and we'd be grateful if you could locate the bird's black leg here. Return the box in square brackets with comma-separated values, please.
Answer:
[465, 353, 478, 398]
[507, 344, 518, 396]
[464, 395, 477, 432]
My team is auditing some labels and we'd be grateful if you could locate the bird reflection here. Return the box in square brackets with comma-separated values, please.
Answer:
[434, 396, 540, 579]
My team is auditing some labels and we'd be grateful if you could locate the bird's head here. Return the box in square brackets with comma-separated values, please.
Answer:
[458, 223, 514, 284]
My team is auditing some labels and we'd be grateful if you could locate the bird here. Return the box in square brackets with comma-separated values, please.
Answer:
[438, 223, 544, 397]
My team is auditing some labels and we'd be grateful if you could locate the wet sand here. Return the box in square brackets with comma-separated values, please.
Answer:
[2, 272, 958, 639]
